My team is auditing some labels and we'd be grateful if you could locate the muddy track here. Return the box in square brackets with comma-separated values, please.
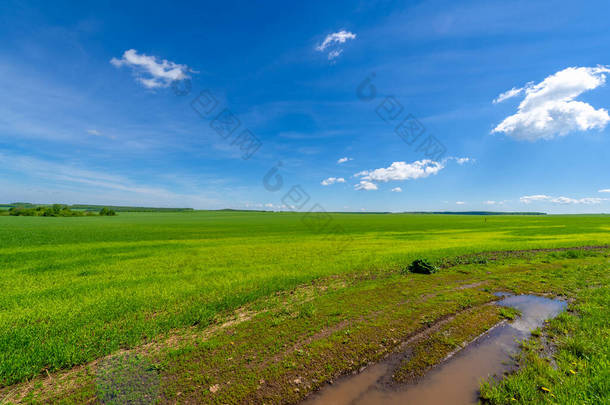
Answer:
[307, 302, 500, 393]
[1, 246, 607, 404]
[440, 245, 609, 268]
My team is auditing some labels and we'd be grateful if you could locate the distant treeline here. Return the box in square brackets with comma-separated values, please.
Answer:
[70, 205, 194, 212]
[1, 204, 116, 217]
[404, 211, 547, 216]
[0, 203, 193, 213]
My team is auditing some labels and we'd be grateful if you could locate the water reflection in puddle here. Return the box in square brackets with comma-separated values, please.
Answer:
[302, 294, 566, 405]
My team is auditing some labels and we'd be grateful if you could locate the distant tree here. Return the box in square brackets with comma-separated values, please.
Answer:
[99, 207, 117, 216]
[8, 205, 85, 217]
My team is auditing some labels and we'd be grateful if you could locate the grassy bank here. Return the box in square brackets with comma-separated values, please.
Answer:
[0, 212, 609, 391]
[0, 247, 608, 403]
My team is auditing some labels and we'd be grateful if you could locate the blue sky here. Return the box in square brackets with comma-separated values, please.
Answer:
[1, 0, 610, 213]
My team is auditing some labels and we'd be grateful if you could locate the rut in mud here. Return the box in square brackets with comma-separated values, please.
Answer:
[302, 294, 566, 405]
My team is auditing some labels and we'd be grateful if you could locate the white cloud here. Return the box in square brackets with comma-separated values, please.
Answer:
[391, 187, 402, 192]
[483, 200, 497, 205]
[321, 177, 346, 186]
[552, 197, 605, 204]
[493, 86, 526, 104]
[520, 194, 552, 203]
[328, 49, 343, 60]
[445, 156, 474, 165]
[337, 157, 353, 164]
[520, 194, 607, 204]
[455, 201, 466, 205]
[355, 160, 445, 183]
[87, 129, 101, 136]
[492, 66, 610, 140]
[354, 180, 378, 191]
[316, 30, 356, 61]
[316, 30, 356, 51]
[110, 49, 192, 89]
[599, 189, 610, 193]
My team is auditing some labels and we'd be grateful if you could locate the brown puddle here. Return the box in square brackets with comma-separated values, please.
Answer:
[302, 294, 566, 405]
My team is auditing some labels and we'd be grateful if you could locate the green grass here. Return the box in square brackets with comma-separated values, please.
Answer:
[0, 211, 609, 389]
[480, 280, 610, 404]
[1, 243, 608, 403]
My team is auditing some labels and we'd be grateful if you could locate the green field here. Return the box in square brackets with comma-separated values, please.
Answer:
[0, 212, 609, 403]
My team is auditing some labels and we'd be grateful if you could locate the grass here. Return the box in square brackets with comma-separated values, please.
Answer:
[392, 304, 511, 382]
[0, 211, 609, 402]
[3, 247, 607, 404]
[480, 279, 610, 404]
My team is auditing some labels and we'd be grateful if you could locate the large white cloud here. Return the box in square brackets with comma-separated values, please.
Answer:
[355, 160, 445, 183]
[520, 194, 607, 204]
[492, 66, 610, 140]
[111, 49, 192, 88]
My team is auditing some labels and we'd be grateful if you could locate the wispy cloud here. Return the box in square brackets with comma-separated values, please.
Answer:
[110, 49, 193, 89]
[337, 157, 353, 164]
[493, 86, 526, 104]
[86, 129, 116, 140]
[328, 49, 343, 61]
[454, 157, 472, 165]
[316, 30, 356, 62]
[519, 194, 551, 203]
[455, 201, 466, 205]
[321, 177, 346, 186]
[520, 194, 607, 204]
[599, 189, 610, 193]
[316, 30, 356, 51]
[0, 151, 220, 207]
[492, 66, 610, 140]
[391, 187, 402, 192]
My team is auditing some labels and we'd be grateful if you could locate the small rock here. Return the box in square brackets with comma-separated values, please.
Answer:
[293, 377, 302, 384]
[209, 384, 220, 394]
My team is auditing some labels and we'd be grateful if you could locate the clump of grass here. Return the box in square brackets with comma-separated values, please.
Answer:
[403, 259, 438, 275]
[499, 307, 519, 320]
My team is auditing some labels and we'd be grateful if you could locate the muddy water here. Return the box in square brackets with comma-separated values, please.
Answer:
[302, 294, 566, 405]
